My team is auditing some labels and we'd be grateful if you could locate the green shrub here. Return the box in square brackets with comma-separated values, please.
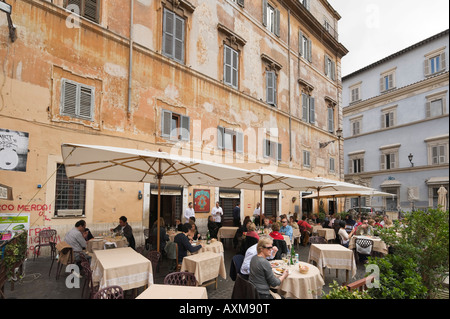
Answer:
[322, 281, 372, 299]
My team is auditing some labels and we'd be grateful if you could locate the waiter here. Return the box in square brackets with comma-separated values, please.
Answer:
[211, 201, 223, 229]
[233, 203, 241, 227]
[184, 202, 195, 223]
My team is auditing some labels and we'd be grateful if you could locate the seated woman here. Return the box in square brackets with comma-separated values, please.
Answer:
[269, 222, 284, 240]
[249, 237, 289, 299]
[207, 215, 219, 239]
[174, 223, 202, 264]
[151, 218, 169, 252]
[338, 220, 349, 247]
[188, 217, 201, 240]
[262, 218, 271, 229]
[245, 222, 260, 241]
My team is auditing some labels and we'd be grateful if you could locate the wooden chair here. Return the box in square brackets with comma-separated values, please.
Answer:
[55, 242, 74, 280]
[93, 285, 124, 299]
[346, 276, 375, 292]
[292, 229, 301, 248]
[34, 229, 57, 276]
[164, 272, 197, 286]
[146, 250, 161, 273]
[231, 273, 259, 299]
[309, 236, 328, 245]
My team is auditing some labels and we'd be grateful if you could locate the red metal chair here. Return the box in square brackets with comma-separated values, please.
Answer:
[33, 229, 57, 276]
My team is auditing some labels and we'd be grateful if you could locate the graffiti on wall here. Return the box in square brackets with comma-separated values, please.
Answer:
[0, 129, 29, 172]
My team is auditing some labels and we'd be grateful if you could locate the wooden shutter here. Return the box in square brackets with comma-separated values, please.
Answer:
[379, 77, 385, 92]
[440, 52, 446, 71]
[262, 0, 268, 26]
[302, 93, 308, 121]
[266, 72, 275, 105]
[324, 56, 329, 76]
[224, 46, 232, 86]
[181, 115, 190, 141]
[232, 49, 239, 88]
[79, 86, 93, 119]
[331, 60, 336, 80]
[309, 97, 315, 124]
[84, 0, 98, 23]
[236, 131, 244, 153]
[328, 108, 334, 132]
[424, 59, 431, 76]
[277, 143, 282, 161]
[439, 145, 446, 164]
[161, 110, 172, 138]
[380, 154, 385, 170]
[388, 74, 394, 89]
[348, 159, 353, 174]
[237, 0, 245, 7]
[61, 80, 77, 117]
[274, 9, 280, 37]
[217, 126, 224, 150]
[298, 31, 303, 56]
[390, 153, 396, 169]
[307, 39, 312, 62]
[174, 15, 185, 63]
[163, 9, 174, 58]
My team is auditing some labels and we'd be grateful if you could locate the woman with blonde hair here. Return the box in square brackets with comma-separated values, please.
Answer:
[249, 237, 289, 299]
[246, 222, 260, 240]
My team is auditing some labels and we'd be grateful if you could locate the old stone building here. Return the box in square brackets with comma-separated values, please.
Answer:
[0, 0, 347, 253]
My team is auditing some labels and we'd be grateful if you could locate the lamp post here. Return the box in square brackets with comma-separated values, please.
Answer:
[319, 128, 343, 149]
[408, 153, 414, 167]
[1, 1, 16, 42]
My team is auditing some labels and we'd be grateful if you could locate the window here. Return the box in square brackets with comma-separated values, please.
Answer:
[424, 49, 446, 76]
[64, 0, 100, 23]
[430, 185, 448, 209]
[161, 109, 190, 141]
[301, 93, 315, 124]
[299, 31, 312, 62]
[348, 151, 364, 174]
[55, 164, 86, 216]
[349, 82, 362, 103]
[264, 139, 282, 161]
[224, 45, 239, 89]
[329, 157, 335, 173]
[162, 8, 185, 64]
[266, 71, 277, 106]
[217, 127, 243, 153]
[328, 107, 335, 133]
[302, 150, 311, 167]
[426, 91, 447, 118]
[431, 145, 447, 165]
[350, 116, 362, 136]
[381, 106, 397, 129]
[262, 0, 280, 37]
[61, 79, 95, 121]
[380, 69, 396, 92]
[384, 188, 398, 211]
[299, 0, 310, 10]
[380, 145, 399, 170]
[324, 55, 336, 80]
[351, 158, 363, 173]
[231, 0, 245, 7]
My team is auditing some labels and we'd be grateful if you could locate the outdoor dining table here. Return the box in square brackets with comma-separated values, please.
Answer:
[317, 228, 336, 242]
[91, 247, 153, 290]
[311, 224, 322, 235]
[87, 236, 128, 253]
[136, 284, 208, 299]
[168, 230, 182, 242]
[188, 239, 224, 255]
[307, 244, 356, 284]
[217, 226, 239, 241]
[270, 260, 325, 299]
[348, 235, 388, 255]
[180, 251, 226, 287]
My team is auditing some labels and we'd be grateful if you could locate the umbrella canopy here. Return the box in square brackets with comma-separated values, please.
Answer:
[206, 168, 331, 224]
[61, 143, 251, 251]
[302, 190, 395, 199]
[438, 186, 448, 210]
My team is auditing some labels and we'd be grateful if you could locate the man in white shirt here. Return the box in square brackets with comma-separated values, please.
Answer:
[211, 201, 223, 228]
[184, 202, 195, 223]
[253, 202, 261, 226]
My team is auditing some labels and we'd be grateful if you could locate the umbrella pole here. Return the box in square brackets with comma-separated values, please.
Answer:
[260, 177, 263, 226]
[157, 159, 162, 253]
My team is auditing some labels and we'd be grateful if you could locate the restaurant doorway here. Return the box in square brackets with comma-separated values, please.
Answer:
[219, 189, 241, 226]
[264, 191, 279, 219]
[302, 192, 312, 218]
[149, 185, 182, 229]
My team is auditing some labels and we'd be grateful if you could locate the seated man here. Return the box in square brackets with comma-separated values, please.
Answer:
[280, 217, 293, 242]
[174, 223, 202, 265]
[64, 220, 91, 265]
[354, 217, 374, 236]
[111, 216, 136, 250]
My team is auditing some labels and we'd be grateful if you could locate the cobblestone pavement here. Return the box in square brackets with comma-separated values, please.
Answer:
[3, 239, 367, 300]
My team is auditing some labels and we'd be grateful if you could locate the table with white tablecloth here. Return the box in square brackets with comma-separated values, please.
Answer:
[136, 284, 208, 299]
[348, 235, 388, 255]
[180, 251, 226, 286]
[317, 228, 336, 242]
[87, 236, 128, 253]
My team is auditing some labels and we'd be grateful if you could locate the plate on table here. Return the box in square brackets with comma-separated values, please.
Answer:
[273, 268, 285, 276]
[270, 262, 281, 268]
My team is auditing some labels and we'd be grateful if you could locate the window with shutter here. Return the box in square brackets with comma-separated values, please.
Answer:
[61, 79, 94, 121]
[264, 139, 282, 161]
[266, 71, 277, 106]
[303, 150, 311, 167]
[161, 109, 190, 141]
[263, 1, 280, 36]
[163, 9, 185, 64]
[380, 70, 396, 92]
[65, 0, 99, 23]
[328, 107, 334, 132]
[329, 157, 335, 173]
[224, 45, 239, 89]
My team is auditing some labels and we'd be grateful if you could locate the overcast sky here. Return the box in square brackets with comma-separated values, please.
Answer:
[327, 0, 450, 76]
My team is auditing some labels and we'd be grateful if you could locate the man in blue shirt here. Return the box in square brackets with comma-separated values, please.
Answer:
[280, 216, 293, 242]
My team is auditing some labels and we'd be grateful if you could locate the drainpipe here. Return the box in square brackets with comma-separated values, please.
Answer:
[287, 8, 292, 162]
[127, 0, 134, 118]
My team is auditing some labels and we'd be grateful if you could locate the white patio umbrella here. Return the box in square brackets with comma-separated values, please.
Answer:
[438, 186, 448, 210]
[61, 143, 251, 252]
[206, 168, 330, 225]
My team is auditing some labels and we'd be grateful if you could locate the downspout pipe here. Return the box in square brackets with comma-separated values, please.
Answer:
[127, 0, 134, 118]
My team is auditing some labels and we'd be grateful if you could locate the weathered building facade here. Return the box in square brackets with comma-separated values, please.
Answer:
[0, 0, 347, 253]
[343, 30, 449, 216]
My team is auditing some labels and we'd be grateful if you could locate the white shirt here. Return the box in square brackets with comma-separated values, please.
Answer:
[240, 244, 276, 275]
[211, 206, 223, 222]
[253, 207, 261, 216]
[184, 207, 195, 223]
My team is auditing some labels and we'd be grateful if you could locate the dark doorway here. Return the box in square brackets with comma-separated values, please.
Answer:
[302, 193, 312, 218]
[149, 186, 182, 229]
[219, 189, 241, 226]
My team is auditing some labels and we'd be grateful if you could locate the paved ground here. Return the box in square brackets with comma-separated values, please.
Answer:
[2, 239, 367, 300]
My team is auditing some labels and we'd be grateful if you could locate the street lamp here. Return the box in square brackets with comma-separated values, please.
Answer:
[408, 153, 414, 167]
[319, 128, 343, 148]
[1, 1, 16, 43]
[0, 2, 11, 14]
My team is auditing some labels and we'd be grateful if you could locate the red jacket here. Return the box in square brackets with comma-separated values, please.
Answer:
[297, 220, 312, 231]
[269, 231, 284, 240]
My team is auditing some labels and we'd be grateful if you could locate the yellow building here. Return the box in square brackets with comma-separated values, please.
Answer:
[0, 0, 347, 253]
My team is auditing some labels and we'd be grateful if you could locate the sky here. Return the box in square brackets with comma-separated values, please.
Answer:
[327, 0, 450, 76]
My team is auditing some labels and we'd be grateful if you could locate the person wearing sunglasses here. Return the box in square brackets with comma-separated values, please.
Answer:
[280, 217, 293, 242]
[249, 237, 289, 299]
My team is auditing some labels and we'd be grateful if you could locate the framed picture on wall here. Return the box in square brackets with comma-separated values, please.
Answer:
[193, 189, 210, 213]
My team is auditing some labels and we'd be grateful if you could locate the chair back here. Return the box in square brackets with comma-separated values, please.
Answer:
[146, 250, 161, 272]
[164, 272, 197, 286]
[81, 261, 98, 299]
[38, 229, 57, 244]
[272, 239, 288, 259]
[355, 238, 373, 255]
[93, 286, 124, 299]
[309, 236, 328, 245]
[231, 274, 260, 299]
[240, 236, 259, 255]
[230, 254, 245, 281]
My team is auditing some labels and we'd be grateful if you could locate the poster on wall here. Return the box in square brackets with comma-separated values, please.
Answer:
[194, 189, 210, 213]
[0, 213, 30, 241]
[0, 129, 29, 172]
